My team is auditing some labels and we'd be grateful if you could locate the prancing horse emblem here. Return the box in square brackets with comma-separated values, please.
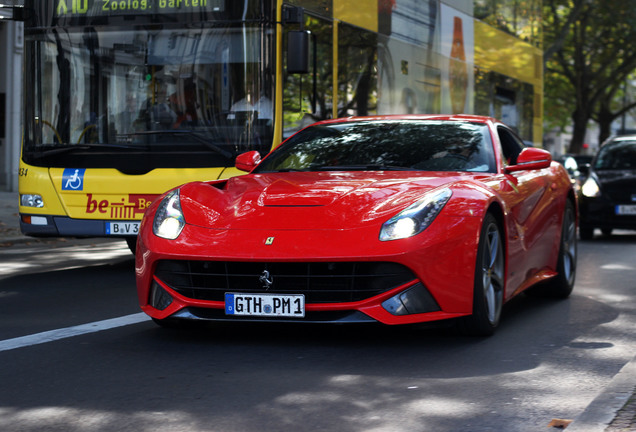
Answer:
[259, 270, 274, 290]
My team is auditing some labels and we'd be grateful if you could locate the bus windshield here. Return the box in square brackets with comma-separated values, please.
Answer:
[23, 19, 274, 172]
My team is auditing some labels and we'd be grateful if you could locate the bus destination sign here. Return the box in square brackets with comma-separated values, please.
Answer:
[55, 0, 224, 16]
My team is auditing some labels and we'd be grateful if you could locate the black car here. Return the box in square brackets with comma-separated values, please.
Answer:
[556, 154, 594, 188]
[579, 135, 636, 239]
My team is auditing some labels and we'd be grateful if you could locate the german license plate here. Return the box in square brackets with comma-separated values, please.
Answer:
[225, 293, 305, 317]
[106, 221, 140, 235]
[616, 205, 636, 215]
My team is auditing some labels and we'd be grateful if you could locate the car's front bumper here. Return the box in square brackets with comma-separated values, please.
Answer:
[579, 198, 636, 231]
[135, 214, 482, 326]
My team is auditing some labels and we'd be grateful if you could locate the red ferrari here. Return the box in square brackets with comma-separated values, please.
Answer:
[135, 115, 577, 336]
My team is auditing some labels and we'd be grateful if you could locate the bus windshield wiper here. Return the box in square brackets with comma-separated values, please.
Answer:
[32, 143, 139, 158]
[133, 130, 234, 159]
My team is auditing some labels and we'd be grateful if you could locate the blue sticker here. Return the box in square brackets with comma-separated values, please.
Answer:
[62, 168, 86, 191]
[225, 293, 235, 315]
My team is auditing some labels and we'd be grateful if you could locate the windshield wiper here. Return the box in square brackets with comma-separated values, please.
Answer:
[133, 130, 234, 159]
[31, 143, 139, 158]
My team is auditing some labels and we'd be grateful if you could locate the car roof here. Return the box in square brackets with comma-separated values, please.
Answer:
[310, 114, 498, 127]
[602, 135, 636, 146]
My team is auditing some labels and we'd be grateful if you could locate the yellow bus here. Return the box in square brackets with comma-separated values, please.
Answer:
[18, 0, 542, 250]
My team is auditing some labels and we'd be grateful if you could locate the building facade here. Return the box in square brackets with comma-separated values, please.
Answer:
[0, 0, 23, 192]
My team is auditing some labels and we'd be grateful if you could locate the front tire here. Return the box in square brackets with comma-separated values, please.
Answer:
[458, 213, 505, 336]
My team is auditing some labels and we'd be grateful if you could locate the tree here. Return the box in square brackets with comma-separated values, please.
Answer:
[544, 0, 636, 153]
[593, 73, 636, 143]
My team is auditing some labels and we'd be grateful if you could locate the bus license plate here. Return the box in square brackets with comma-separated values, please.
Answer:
[616, 205, 636, 215]
[225, 293, 305, 317]
[106, 221, 140, 235]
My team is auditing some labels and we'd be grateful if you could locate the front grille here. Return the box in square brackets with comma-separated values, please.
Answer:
[154, 260, 416, 303]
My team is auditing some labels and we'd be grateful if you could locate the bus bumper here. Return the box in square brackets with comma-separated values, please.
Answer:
[20, 214, 138, 238]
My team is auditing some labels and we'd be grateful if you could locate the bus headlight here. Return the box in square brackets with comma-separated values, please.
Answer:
[153, 189, 185, 240]
[20, 194, 44, 208]
[581, 178, 600, 198]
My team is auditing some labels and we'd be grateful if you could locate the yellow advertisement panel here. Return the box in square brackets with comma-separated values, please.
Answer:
[474, 21, 542, 87]
[333, 0, 377, 32]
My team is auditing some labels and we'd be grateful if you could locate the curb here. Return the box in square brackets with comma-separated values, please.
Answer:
[566, 354, 636, 431]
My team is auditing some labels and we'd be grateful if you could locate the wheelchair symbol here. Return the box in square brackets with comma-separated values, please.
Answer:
[62, 168, 85, 191]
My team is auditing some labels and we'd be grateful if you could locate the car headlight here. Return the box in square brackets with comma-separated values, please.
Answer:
[581, 177, 600, 198]
[153, 189, 185, 240]
[380, 188, 452, 241]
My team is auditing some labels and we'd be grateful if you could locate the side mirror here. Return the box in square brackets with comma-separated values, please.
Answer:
[505, 147, 552, 173]
[236, 151, 261, 172]
[287, 30, 310, 74]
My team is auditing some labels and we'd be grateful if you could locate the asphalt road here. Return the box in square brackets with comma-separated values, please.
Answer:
[0, 234, 635, 432]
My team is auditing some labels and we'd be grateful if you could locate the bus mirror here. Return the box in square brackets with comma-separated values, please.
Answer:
[287, 31, 310, 74]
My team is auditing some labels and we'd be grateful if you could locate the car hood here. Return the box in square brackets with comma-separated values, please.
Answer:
[178, 171, 479, 230]
[593, 169, 636, 202]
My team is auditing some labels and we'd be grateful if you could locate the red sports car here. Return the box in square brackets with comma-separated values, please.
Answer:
[135, 115, 577, 336]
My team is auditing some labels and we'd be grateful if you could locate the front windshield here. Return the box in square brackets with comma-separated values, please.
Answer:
[594, 140, 636, 170]
[254, 120, 496, 173]
[23, 20, 274, 171]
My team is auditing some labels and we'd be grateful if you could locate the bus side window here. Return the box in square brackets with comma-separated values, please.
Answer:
[337, 24, 378, 117]
[282, 15, 333, 138]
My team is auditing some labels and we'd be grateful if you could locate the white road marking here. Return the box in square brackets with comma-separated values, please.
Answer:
[0, 313, 150, 352]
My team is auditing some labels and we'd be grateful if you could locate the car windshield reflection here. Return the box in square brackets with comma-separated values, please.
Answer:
[255, 120, 497, 173]
[594, 140, 636, 170]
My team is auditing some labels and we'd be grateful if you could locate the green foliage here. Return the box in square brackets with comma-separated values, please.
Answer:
[544, 0, 636, 152]
[475, 0, 542, 47]
[543, 67, 573, 131]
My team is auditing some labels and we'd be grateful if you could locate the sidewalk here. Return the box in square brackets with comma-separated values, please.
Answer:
[0, 189, 635, 430]
[569, 357, 636, 432]
[0, 191, 79, 246]
[0, 190, 22, 244]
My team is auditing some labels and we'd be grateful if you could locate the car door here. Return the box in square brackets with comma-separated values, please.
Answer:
[495, 126, 560, 297]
